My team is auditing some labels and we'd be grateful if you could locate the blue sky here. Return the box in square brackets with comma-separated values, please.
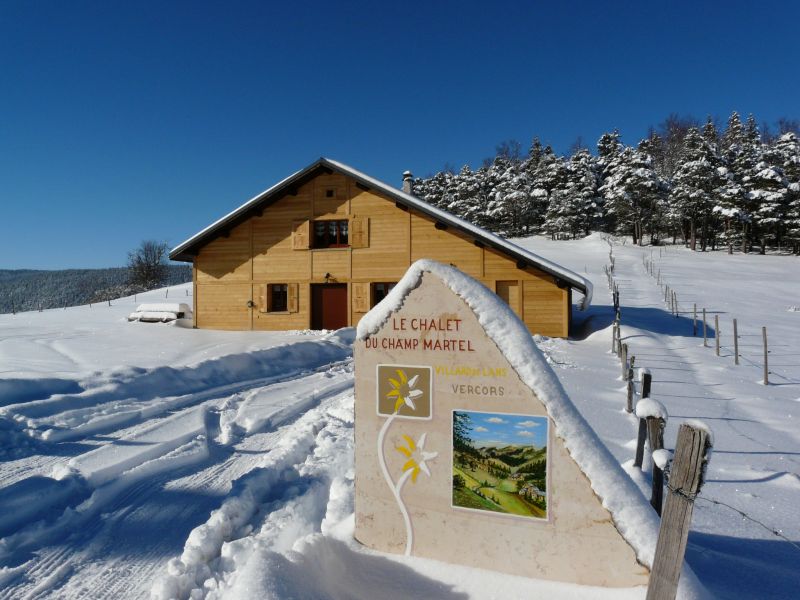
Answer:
[460, 410, 548, 449]
[2, 1, 798, 269]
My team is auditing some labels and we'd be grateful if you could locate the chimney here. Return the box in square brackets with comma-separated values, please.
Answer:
[402, 170, 413, 194]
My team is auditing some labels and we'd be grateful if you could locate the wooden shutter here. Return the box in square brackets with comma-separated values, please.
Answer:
[350, 216, 369, 248]
[352, 282, 370, 313]
[292, 220, 310, 249]
[287, 283, 299, 313]
[259, 284, 268, 313]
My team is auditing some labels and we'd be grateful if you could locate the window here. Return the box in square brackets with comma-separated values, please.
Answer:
[325, 188, 335, 198]
[313, 220, 349, 248]
[372, 282, 396, 307]
[268, 284, 288, 312]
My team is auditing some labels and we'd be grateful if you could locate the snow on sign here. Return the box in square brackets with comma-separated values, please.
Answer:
[355, 259, 656, 587]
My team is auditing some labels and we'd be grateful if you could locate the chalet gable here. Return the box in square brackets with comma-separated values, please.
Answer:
[169, 158, 592, 309]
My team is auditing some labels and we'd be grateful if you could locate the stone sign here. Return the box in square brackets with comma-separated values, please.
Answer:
[354, 261, 651, 587]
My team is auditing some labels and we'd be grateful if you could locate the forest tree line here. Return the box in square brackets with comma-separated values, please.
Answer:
[0, 264, 191, 314]
[412, 112, 800, 254]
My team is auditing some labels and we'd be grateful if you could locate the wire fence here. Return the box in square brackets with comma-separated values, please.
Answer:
[642, 250, 798, 386]
[607, 239, 800, 557]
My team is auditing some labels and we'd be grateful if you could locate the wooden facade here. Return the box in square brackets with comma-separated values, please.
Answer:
[172, 160, 589, 337]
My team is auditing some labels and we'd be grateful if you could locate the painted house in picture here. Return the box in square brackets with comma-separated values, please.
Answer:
[169, 158, 592, 335]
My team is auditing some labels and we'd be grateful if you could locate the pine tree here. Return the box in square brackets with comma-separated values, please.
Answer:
[449, 165, 484, 225]
[598, 143, 663, 244]
[737, 115, 765, 252]
[597, 130, 623, 181]
[671, 128, 726, 251]
[568, 149, 602, 236]
[487, 157, 531, 236]
[702, 116, 720, 148]
[699, 117, 725, 250]
[774, 133, 800, 253]
[718, 112, 761, 252]
[751, 144, 789, 252]
[526, 146, 562, 232]
[737, 115, 787, 253]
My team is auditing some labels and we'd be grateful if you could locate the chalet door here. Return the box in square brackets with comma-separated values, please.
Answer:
[311, 284, 348, 330]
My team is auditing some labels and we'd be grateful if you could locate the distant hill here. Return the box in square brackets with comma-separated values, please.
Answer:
[0, 265, 192, 314]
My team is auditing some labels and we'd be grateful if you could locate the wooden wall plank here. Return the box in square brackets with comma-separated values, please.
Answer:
[410, 212, 482, 276]
[195, 221, 252, 282]
[312, 250, 351, 282]
[196, 283, 251, 330]
[351, 188, 411, 280]
[313, 173, 350, 218]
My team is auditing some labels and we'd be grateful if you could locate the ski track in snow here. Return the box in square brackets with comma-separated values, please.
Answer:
[0, 344, 355, 599]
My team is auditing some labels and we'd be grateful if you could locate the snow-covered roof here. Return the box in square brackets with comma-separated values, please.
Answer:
[170, 158, 592, 309]
[357, 259, 660, 568]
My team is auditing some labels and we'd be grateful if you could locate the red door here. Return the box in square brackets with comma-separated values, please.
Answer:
[311, 284, 348, 330]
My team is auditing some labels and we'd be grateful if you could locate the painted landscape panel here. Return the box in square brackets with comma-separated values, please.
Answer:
[452, 410, 548, 519]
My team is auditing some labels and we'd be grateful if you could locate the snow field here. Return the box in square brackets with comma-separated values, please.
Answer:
[514, 234, 800, 599]
[151, 390, 356, 599]
[0, 360, 355, 598]
[1, 329, 354, 443]
[0, 291, 356, 599]
[2, 237, 798, 599]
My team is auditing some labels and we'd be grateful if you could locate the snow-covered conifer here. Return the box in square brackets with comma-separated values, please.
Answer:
[672, 128, 726, 251]
[774, 133, 800, 253]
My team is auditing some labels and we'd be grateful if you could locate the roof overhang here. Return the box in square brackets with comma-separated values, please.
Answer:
[170, 157, 593, 309]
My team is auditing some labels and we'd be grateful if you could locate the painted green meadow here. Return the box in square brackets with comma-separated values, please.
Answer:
[452, 410, 548, 519]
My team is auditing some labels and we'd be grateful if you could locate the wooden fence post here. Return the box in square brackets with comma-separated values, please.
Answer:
[626, 366, 635, 413]
[646, 423, 713, 600]
[672, 291, 678, 318]
[634, 419, 647, 468]
[635, 397, 668, 514]
[714, 315, 720, 357]
[733, 318, 739, 365]
[633, 370, 652, 468]
[702, 309, 707, 347]
[621, 343, 628, 380]
[763, 327, 769, 385]
[641, 369, 652, 399]
[612, 322, 618, 354]
[692, 304, 696, 336]
[647, 416, 666, 514]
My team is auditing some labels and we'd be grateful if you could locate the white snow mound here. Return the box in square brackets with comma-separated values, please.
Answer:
[635, 397, 669, 421]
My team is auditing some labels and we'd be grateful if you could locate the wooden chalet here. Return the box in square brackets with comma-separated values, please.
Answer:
[170, 158, 592, 336]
